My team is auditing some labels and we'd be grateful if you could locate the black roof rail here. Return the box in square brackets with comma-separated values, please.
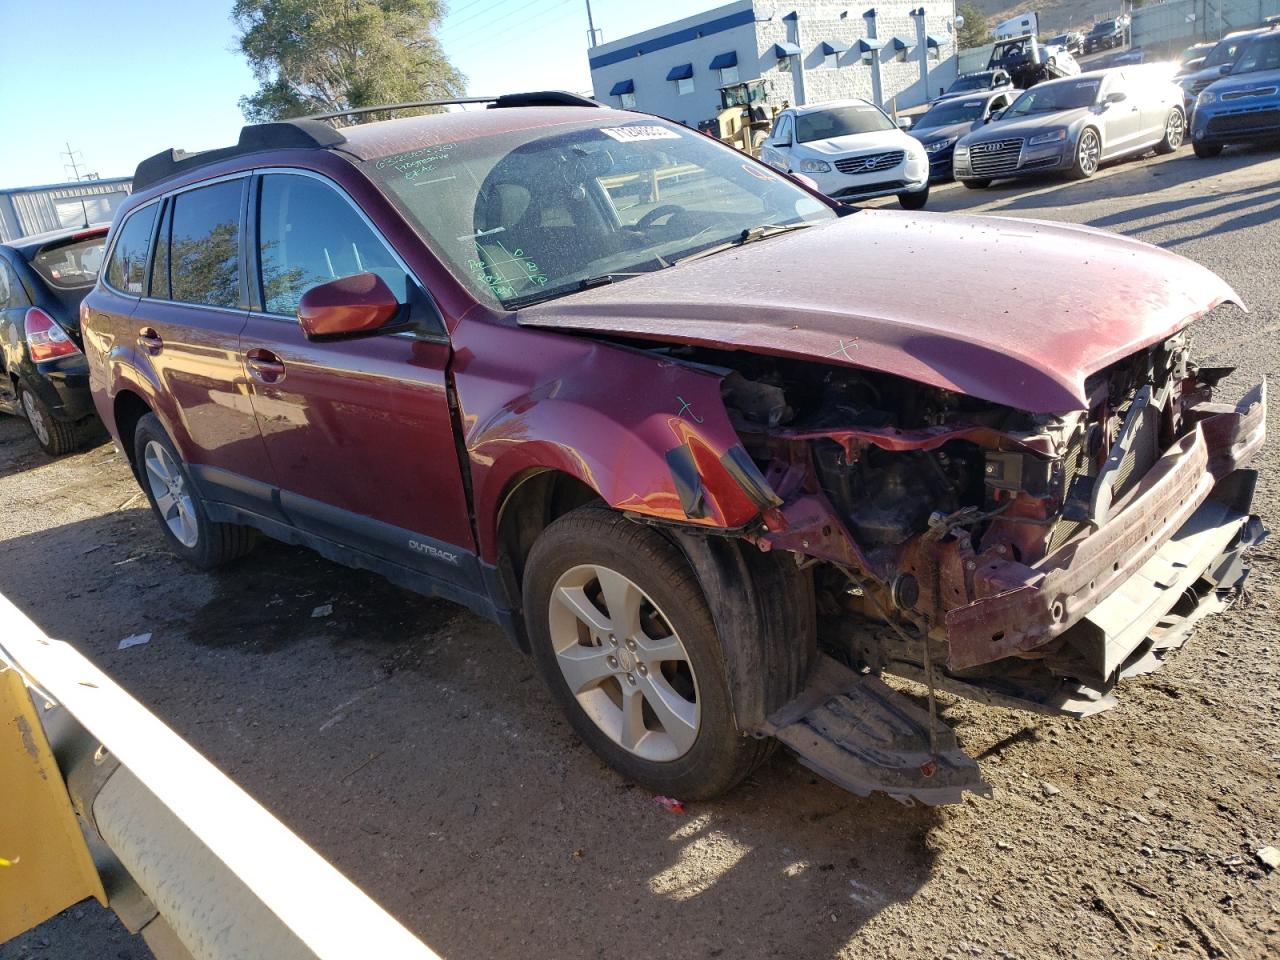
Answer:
[132, 91, 603, 193]
[303, 90, 603, 123]
[133, 119, 347, 192]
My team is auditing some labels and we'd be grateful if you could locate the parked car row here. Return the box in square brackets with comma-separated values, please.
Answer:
[1190, 25, 1280, 157]
[68, 91, 1263, 807]
[1084, 16, 1129, 55]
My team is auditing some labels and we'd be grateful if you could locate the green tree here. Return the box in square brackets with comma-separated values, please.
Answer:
[233, 0, 465, 122]
[955, 3, 991, 49]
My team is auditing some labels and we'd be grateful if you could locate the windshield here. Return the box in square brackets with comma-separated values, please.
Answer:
[1089, 20, 1115, 35]
[1204, 36, 1249, 67]
[1005, 77, 1101, 116]
[947, 74, 990, 93]
[365, 118, 834, 309]
[29, 236, 106, 289]
[795, 104, 894, 142]
[1233, 34, 1280, 74]
[917, 97, 989, 128]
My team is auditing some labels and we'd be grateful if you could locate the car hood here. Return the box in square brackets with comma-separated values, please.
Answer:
[963, 108, 1092, 141]
[912, 120, 975, 144]
[795, 129, 915, 157]
[515, 212, 1239, 414]
[1204, 68, 1280, 97]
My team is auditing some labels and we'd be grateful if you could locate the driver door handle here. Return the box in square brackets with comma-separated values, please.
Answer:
[245, 347, 286, 384]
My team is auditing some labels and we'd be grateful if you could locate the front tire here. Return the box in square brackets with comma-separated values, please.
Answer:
[897, 185, 930, 210]
[132, 413, 257, 569]
[1155, 108, 1185, 154]
[19, 385, 78, 456]
[1193, 139, 1223, 159]
[961, 177, 992, 189]
[523, 504, 771, 799]
[1067, 127, 1102, 179]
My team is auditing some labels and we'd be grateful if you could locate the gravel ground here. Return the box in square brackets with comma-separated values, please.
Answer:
[2, 143, 1279, 960]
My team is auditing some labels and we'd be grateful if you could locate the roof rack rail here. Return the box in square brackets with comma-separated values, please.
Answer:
[133, 119, 347, 192]
[303, 90, 603, 122]
[132, 91, 603, 193]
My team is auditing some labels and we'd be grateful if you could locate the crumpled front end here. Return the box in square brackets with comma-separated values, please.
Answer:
[660, 322, 1266, 804]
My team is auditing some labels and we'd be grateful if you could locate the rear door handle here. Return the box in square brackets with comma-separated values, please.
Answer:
[137, 327, 163, 353]
[245, 348, 286, 384]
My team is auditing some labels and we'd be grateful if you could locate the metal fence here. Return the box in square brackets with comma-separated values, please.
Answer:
[1132, 0, 1280, 51]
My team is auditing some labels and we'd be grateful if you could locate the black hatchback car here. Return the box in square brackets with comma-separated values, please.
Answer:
[0, 224, 108, 454]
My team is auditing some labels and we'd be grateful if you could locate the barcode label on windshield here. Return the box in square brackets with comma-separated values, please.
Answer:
[601, 125, 682, 142]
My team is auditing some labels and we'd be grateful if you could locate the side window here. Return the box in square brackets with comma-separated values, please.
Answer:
[772, 115, 794, 145]
[169, 179, 244, 309]
[0, 261, 13, 308]
[149, 201, 172, 300]
[256, 173, 409, 317]
[105, 203, 159, 296]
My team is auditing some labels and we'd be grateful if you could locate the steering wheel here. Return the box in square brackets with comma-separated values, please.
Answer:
[635, 204, 689, 231]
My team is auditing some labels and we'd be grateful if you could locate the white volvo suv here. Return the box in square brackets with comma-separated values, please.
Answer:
[760, 99, 932, 208]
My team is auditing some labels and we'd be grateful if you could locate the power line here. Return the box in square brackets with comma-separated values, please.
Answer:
[446, 0, 582, 58]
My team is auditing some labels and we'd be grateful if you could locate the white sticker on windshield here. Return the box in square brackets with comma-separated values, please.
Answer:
[963, 100, 983, 107]
[601, 125, 682, 142]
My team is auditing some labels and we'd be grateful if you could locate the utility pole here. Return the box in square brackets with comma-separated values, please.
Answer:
[585, 0, 602, 47]
[60, 142, 95, 229]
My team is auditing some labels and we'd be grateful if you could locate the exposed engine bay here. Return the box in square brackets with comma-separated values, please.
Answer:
[643, 329, 1266, 804]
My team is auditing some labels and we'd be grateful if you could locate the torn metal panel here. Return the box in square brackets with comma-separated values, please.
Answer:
[760, 656, 990, 806]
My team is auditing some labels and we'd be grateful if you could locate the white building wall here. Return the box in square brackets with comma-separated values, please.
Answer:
[588, 1, 959, 127]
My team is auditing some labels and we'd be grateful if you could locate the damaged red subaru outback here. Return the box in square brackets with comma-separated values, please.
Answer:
[82, 93, 1265, 805]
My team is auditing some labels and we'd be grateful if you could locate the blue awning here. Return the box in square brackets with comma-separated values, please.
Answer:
[890, 36, 916, 50]
[666, 63, 694, 81]
[772, 41, 802, 58]
[926, 34, 949, 47]
[609, 79, 635, 96]
[821, 40, 850, 55]
[857, 37, 886, 52]
[708, 51, 738, 70]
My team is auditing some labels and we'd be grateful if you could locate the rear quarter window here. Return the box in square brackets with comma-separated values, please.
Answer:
[105, 204, 159, 295]
[168, 180, 244, 309]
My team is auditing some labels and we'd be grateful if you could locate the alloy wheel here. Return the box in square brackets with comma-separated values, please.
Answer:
[1078, 130, 1101, 176]
[21, 391, 50, 447]
[143, 440, 199, 548]
[547, 563, 700, 762]
[1166, 111, 1185, 149]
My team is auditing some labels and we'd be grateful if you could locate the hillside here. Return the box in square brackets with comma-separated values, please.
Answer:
[966, 0, 1128, 34]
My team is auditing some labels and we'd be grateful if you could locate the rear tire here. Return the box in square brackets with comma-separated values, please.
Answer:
[1155, 108, 1185, 154]
[897, 185, 930, 210]
[961, 178, 992, 189]
[523, 504, 771, 800]
[132, 413, 257, 569]
[1193, 139, 1223, 159]
[19, 386, 78, 456]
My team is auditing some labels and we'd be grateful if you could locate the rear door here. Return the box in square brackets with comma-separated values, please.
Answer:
[0, 254, 30, 409]
[238, 170, 478, 588]
[1100, 72, 1144, 156]
[127, 177, 278, 513]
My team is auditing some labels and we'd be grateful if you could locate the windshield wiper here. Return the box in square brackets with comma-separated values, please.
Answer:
[675, 222, 815, 267]
[504, 272, 648, 310]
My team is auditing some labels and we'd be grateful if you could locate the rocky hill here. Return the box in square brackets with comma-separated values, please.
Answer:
[966, 0, 1129, 34]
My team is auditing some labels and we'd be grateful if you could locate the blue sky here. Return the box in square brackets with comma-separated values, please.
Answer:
[0, 0, 724, 187]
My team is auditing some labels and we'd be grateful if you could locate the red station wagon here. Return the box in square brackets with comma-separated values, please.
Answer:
[83, 92, 1266, 805]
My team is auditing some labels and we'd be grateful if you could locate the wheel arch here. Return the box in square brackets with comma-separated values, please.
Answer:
[112, 388, 154, 470]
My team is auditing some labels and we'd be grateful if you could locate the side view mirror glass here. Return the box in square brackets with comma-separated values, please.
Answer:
[297, 273, 402, 340]
[1219, 64, 1232, 75]
[1104, 91, 1128, 105]
[896, 116, 913, 130]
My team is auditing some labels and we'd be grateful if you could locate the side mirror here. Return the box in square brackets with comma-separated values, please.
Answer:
[791, 173, 820, 191]
[896, 116, 914, 130]
[1219, 64, 1232, 75]
[297, 273, 402, 340]
[1104, 91, 1128, 105]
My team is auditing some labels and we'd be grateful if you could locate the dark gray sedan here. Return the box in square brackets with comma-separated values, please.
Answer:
[953, 67, 1186, 187]
[909, 89, 1020, 181]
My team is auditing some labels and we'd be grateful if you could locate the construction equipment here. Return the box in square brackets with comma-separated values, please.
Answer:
[698, 79, 777, 156]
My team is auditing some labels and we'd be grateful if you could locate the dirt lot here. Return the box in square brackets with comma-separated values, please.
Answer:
[3, 144, 1280, 960]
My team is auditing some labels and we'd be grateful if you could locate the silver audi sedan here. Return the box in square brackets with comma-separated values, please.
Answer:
[953, 67, 1186, 187]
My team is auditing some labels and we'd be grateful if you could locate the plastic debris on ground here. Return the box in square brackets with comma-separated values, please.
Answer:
[653, 795, 685, 814]
[117, 632, 152, 651]
[311, 603, 334, 618]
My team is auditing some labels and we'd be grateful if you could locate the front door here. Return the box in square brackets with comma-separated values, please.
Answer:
[239, 171, 478, 588]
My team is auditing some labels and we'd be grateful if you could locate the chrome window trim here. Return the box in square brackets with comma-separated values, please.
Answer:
[100, 198, 163, 299]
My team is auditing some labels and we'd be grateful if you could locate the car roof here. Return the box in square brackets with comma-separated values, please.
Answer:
[4, 223, 109, 259]
[790, 99, 875, 116]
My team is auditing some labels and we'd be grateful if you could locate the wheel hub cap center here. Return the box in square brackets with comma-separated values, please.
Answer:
[616, 648, 636, 673]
